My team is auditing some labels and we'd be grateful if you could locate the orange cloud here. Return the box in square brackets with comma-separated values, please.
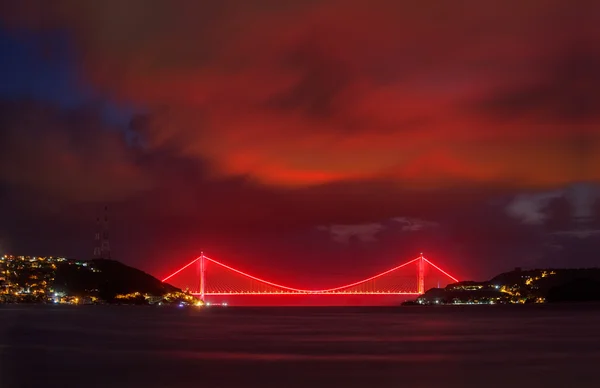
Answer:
[3, 0, 598, 189]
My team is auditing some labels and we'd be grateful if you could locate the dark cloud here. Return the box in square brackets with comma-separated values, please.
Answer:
[594, 198, 600, 228]
[542, 196, 574, 232]
[4, 0, 598, 186]
[476, 46, 600, 122]
[0, 1, 599, 283]
[266, 41, 351, 119]
[0, 99, 151, 202]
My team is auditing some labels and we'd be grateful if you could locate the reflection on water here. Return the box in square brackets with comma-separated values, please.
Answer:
[1, 305, 599, 388]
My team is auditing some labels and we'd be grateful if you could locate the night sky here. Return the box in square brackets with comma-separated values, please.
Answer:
[0, 1, 598, 286]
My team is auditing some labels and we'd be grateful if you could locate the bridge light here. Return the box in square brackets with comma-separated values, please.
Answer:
[164, 254, 457, 296]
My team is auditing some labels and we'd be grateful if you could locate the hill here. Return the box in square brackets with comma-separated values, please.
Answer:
[417, 268, 600, 305]
[546, 278, 600, 303]
[52, 259, 180, 301]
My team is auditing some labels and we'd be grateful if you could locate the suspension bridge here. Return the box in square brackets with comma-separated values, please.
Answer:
[161, 253, 459, 300]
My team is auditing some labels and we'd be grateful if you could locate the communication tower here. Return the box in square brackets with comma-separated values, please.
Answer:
[93, 206, 111, 259]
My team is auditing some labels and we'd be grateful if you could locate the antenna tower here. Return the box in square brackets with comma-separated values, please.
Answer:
[93, 206, 111, 259]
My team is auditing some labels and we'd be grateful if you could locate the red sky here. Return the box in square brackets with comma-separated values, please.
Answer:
[0, 1, 598, 286]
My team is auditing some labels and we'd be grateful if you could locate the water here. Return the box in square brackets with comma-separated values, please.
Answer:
[1, 305, 599, 388]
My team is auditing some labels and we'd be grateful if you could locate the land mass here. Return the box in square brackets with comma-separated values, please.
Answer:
[0, 255, 198, 305]
[416, 267, 600, 305]
[4, 254, 600, 306]
[53, 259, 180, 302]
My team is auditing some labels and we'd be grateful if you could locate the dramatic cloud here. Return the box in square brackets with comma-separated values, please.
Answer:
[505, 184, 600, 230]
[0, 100, 151, 202]
[566, 183, 600, 223]
[318, 217, 438, 244]
[318, 224, 384, 244]
[2, 0, 599, 189]
[554, 230, 600, 240]
[392, 217, 439, 232]
[506, 191, 565, 225]
[0, 1, 598, 280]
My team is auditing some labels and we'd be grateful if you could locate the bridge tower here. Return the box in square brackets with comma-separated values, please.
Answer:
[418, 252, 425, 294]
[198, 252, 206, 302]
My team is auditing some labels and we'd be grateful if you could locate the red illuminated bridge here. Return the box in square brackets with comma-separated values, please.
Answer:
[161, 253, 459, 300]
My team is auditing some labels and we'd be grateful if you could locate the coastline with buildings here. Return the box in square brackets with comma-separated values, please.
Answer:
[414, 267, 600, 305]
[3, 254, 600, 307]
[0, 254, 200, 306]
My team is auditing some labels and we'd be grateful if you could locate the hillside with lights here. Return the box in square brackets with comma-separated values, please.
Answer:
[416, 268, 600, 305]
[0, 255, 193, 305]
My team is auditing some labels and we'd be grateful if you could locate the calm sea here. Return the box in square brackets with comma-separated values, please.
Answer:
[1, 304, 599, 388]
